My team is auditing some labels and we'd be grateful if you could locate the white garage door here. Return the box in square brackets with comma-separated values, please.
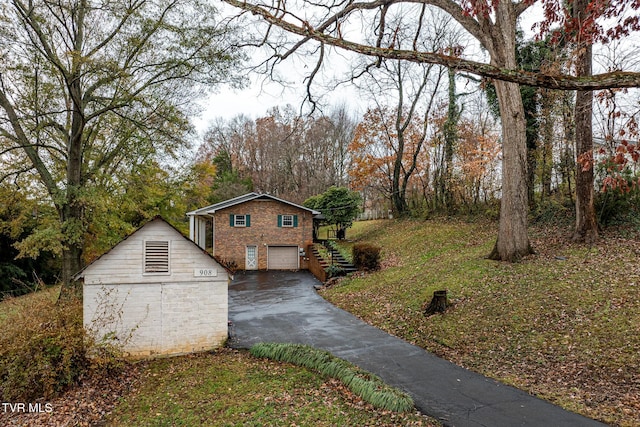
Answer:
[268, 246, 299, 270]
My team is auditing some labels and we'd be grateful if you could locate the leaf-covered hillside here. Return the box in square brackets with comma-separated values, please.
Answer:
[323, 219, 640, 426]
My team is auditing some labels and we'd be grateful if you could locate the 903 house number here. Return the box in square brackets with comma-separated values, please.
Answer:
[194, 268, 217, 277]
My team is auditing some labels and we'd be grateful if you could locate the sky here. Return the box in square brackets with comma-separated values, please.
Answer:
[192, 48, 368, 135]
[193, 2, 445, 133]
[191, 2, 541, 134]
[192, 76, 311, 132]
[192, 2, 640, 136]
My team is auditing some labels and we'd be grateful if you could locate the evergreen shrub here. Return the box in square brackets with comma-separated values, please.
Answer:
[352, 243, 381, 271]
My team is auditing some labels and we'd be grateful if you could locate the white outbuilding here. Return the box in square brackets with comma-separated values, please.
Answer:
[77, 217, 229, 358]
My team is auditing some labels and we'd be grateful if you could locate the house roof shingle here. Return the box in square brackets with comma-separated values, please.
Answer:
[186, 193, 320, 216]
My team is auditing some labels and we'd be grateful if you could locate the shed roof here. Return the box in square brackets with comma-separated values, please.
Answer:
[73, 216, 224, 280]
[186, 193, 320, 216]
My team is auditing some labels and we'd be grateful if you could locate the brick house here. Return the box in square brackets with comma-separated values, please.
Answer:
[187, 193, 320, 270]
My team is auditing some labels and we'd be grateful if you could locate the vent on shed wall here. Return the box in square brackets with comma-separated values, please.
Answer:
[144, 240, 170, 273]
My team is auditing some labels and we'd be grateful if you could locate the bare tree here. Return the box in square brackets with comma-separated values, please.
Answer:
[350, 7, 448, 216]
[355, 60, 445, 215]
[199, 105, 356, 203]
[327, 104, 357, 187]
[223, 0, 640, 260]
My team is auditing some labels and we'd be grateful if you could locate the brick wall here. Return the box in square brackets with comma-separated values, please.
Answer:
[84, 281, 228, 358]
[214, 199, 314, 270]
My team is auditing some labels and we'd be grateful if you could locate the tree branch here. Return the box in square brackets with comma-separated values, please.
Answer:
[0, 77, 60, 200]
[0, 165, 34, 185]
[223, 0, 640, 90]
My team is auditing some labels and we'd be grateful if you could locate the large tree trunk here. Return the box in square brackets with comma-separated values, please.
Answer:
[61, 245, 83, 298]
[59, 71, 86, 297]
[562, 92, 576, 202]
[482, 1, 533, 261]
[59, 187, 84, 295]
[444, 68, 458, 210]
[391, 178, 408, 216]
[488, 80, 533, 261]
[573, 88, 598, 242]
[392, 131, 409, 216]
[572, 0, 598, 244]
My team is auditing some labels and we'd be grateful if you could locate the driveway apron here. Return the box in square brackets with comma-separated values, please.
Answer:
[228, 271, 605, 427]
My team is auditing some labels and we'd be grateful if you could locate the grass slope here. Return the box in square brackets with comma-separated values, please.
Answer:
[0, 285, 60, 327]
[108, 349, 434, 426]
[323, 219, 640, 427]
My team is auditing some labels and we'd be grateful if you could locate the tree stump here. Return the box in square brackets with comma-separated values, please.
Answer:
[423, 290, 448, 316]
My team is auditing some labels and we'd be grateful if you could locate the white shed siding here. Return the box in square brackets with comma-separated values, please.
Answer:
[82, 221, 224, 285]
[81, 218, 228, 358]
[84, 283, 163, 354]
[161, 282, 227, 353]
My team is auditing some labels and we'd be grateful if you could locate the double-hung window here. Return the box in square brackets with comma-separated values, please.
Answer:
[281, 214, 294, 227]
[230, 214, 250, 227]
[234, 214, 246, 227]
[277, 214, 298, 227]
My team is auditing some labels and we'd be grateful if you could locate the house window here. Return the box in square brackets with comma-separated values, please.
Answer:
[230, 214, 250, 227]
[144, 240, 170, 273]
[282, 214, 294, 227]
[234, 215, 246, 227]
[278, 214, 298, 227]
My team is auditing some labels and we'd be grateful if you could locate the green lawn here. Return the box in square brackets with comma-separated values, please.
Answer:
[107, 349, 435, 426]
[322, 219, 640, 427]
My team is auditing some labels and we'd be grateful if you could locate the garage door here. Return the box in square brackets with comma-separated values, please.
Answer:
[267, 246, 299, 270]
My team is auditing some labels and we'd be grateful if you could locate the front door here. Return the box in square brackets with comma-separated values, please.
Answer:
[246, 245, 258, 270]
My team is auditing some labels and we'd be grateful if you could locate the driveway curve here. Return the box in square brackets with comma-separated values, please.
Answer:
[228, 271, 604, 427]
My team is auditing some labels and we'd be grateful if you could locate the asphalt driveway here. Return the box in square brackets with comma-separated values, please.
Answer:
[228, 271, 604, 427]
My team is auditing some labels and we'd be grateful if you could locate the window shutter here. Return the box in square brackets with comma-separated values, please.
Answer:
[293, 215, 298, 227]
[144, 241, 169, 273]
[230, 214, 235, 227]
[246, 214, 251, 227]
[277, 215, 282, 227]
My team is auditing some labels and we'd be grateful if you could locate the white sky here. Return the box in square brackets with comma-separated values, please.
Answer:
[192, 2, 640, 135]
[192, 57, 368, 134]
[193, 77, 309, 130]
